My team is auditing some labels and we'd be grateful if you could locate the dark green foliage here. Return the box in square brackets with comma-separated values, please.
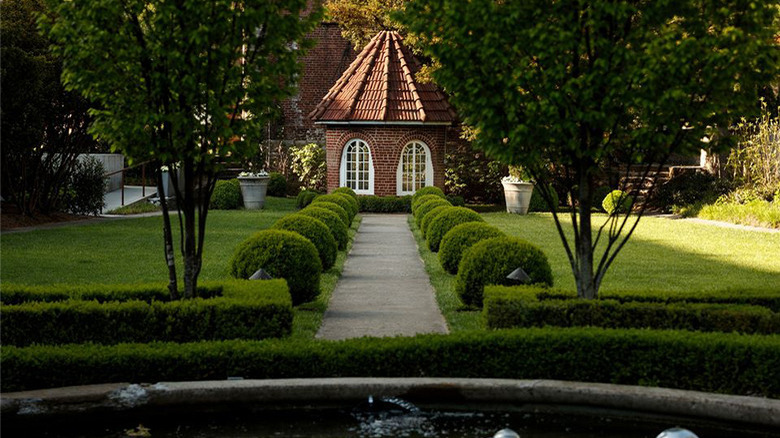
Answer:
[420, 205, 451, 237]
[438, 222, 505, 274]
[528, 184, 559, 213]
[445, 195, 465, 207]
[0, 283, 219, 305]
[602, 190, 634, 215]
[484, 286, 780, 335]
[296, 190, 319, 209]
[272, 214, 337, 270]
[414, 198, 451, 227]
[4, 328, 779, 397]
[335, 192, 360, 218]
[445, 143, 507, 204]
[592, 186, 613, 212]
[456, 237, 553, 307]
[64, 156, 106, 215]
[412, 186, 445, 204]
[653, 171, 727, 212]
[333, 186, 358, 201]
[211, 179, 242, 210]
[412, 193, 446, 213]
[0, 280, 292, 346]
[312, 194, 357, 223]
[426, 207, 484, 252]
[267, 172, 288, 197]
[358, 195, 412, 213]
[230, 230, 321, 305]
[298, 206, 348, 250]
[310, 201, 350, 228]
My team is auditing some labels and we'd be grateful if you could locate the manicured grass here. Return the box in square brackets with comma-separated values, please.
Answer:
[483, 212, 780, 294]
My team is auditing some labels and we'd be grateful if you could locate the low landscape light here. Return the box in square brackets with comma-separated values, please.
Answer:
[506, 267, 531, 284]
[249, 268, 273, 280]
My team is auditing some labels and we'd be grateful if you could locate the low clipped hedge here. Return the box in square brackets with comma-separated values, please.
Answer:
[426, 206, 484, 252]
[333, 186, 358, 201]
[602, 190, 633, 214]
[438, 222, 505, 274]
[272, 214, 337, 270]
[312, 201, 350, 228]
[484, 286, 780, 334]
[358, 195, 412, 213]
[413, 198, 451, 227]
[0, 280, 292, 347]
[230, 230, 321, 305]
[298, 206, 349, 250]
[296, 190, 319, 209]
[420, 204, 452, 237]
[412, 193, 446, 213]
[313, 194, 356, 223]
[3, 327, 779, 396]
[412, 186, 445, 204]
[456, 236, 553, 307]
[0, 284, 220, 305]
[210, 179, 242, 210]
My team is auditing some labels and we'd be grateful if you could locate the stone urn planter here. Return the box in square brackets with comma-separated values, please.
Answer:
[502, 180, 535, 214]
[238, 174, 270, 209]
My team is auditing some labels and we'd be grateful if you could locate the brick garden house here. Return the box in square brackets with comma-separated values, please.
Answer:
[309, 31, 458, 196]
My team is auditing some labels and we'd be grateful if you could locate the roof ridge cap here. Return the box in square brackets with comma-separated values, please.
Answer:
[394, 37, 427, 122]
[380, 32, 393, 121]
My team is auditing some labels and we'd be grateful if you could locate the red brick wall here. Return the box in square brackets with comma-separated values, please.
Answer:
[325, 126, 450, 196]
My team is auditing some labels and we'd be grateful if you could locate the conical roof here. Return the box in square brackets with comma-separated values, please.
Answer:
[310, 31, 457, 124]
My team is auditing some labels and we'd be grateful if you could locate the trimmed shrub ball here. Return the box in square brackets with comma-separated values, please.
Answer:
[333, 186, 358, 201]
[420, 204, 451, 238]
[602, 190, 634, 215]
[298, 206, 349, 250]
[414, 198, 451, 227]
[230, 230, 321, 305]
[438, 222, 505, 274]
[426, 206, 484, 252]
[412, 193, 446, 213]
[267, 172, 288, 197]
[313, 194, 356, 222]
[334, 192, 360, 218]
[528, 184, 559, 212]
[456, 236, 553, 307]
[296, 190, 318, 209]
[272, 214, 337, 270]
[210, 179, 242, 210]
[311, 201, 350, 228]
[412, 186, 445, 205]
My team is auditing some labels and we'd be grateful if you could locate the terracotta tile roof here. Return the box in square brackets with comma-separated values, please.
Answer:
[310, 31, 457, 124]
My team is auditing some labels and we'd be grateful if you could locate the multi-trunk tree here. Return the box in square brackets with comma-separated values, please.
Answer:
[402, 0, 779, 298]
[44, 0, 321, 298]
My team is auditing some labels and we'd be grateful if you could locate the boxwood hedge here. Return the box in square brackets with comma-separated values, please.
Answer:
[438, 222, 506, 274]
[412, 193, 446, 213]
[333, 186, 358, 201]
[426, 207, 484, 252]
[0, 280, 292, 347]
[273, 214, 337, 270]
[412, 186, 445, 204]
[312, 194, 356, 222]
[296, 190, 319, 209]
[210, 179, 242, 210]
[311, 201, 350, 228]
[358, 195, 413, 213]
[420, 205, 452, 237]
[298, 206, 349, 250]
[413, 198, 451, 227]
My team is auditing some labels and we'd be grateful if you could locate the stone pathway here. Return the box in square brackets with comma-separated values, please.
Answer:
[316, 214, 449, 340]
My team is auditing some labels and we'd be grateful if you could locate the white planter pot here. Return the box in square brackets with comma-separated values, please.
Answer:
[502, 181, 534, 214]
[238, 176, 270, 210]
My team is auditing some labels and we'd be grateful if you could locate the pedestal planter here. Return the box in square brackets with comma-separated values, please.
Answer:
[502, 181, 534, 214]
[238, 176, 270, 209]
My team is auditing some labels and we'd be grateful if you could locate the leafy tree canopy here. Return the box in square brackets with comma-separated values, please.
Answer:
[325, 0, 405, 48]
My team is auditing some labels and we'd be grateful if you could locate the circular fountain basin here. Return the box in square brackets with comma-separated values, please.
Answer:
[2, 378, 778, 437]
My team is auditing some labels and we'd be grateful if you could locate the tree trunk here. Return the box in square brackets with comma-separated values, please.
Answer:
[182, 160, 198, 299]
[156, 167, 179, 300]
[575, 168, 597, 299]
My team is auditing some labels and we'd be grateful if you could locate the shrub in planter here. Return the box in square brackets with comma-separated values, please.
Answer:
[414, 198, 451, 227]
[412, 186, 445, 204]
[602, 190, 633, 214]
[358, 195, 412, 213]
[426, 207, 485, 252]
[267, 172, 288, 197]
[420, 204, 452, 237]
[333, 186, 358, 201]
[412, 193, 447, 213]
[272, 214, 337, 270]
[456, 236, 553, 307]
[211, 179, 242, 210]
[296, 190, 319, 209]
[298, 206, 349, 250]
[311, 201, 350, 228]
[528, 184, 559, 212]
[230, 230, 321, 305]
[439, 222, 505, 274]
[313, 194, 356, 222]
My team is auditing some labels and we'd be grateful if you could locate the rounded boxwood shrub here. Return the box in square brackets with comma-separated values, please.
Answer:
[414, 198, 451, 227]
[456, 236, 553, 307]
[313, 194, 356, 222]
[420, 204, 452, 238]
[312, 201, 350, 228]
[210, 179, 242, 210]
[426, 207, 484, 252]
[230, 230, 321, 305]
[412, 193, 446, 213]
[412, 186, 445, 204]
[438, 222, 505, 274]
[296, 190, 318, 209]
[334, 192, 360, 218]
[602, 190, 634, 215]
[528, 185, 560, 212]
[298, 206, 348, 250]
[333, 186, 358, 201]
[267, 172, 288, 197]
[272, 214, 337, 270]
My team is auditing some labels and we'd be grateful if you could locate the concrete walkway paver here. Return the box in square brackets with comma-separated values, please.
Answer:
[317, 214, 449, 340]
